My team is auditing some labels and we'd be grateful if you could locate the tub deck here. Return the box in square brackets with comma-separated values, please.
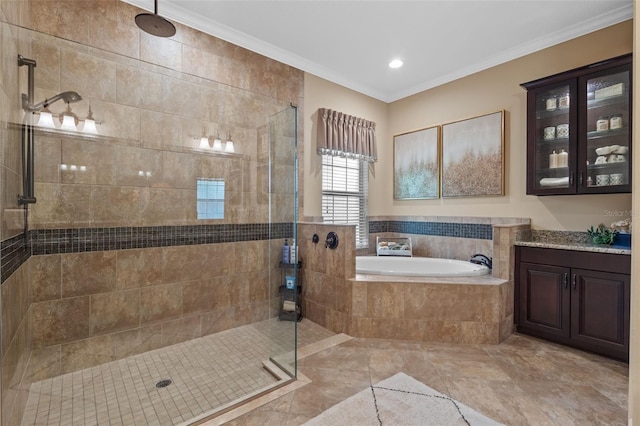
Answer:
[355, 273, 506, 285]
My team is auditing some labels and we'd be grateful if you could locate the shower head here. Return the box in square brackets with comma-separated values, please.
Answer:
[135, 0, 176, 37]
[30, 91, 82, 112]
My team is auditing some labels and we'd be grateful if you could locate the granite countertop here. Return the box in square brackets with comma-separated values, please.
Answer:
[515, 229, 631, 255]
[515, 240, 631, 255]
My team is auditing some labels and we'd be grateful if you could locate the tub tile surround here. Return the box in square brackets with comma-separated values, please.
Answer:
[301, 217, 531, 344]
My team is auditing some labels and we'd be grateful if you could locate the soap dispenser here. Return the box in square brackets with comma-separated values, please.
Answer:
[558, 149, 568, 168]
[549, 150, 558, 169]
[282, 239, 290, 264]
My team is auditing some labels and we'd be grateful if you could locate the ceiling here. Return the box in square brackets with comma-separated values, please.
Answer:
[125, 0, 633, 103]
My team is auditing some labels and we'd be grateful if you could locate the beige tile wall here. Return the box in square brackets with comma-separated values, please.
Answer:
[299, 223, 356, 334]
[349, 280, 508, 344]
[26, 241, 275, 378]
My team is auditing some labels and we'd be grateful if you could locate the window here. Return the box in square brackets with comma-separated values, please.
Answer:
[322, 155, 368, 248]
[197, 178, 225, 220]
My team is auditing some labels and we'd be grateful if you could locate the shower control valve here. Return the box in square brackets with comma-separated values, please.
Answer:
[325, 232, 339, 249]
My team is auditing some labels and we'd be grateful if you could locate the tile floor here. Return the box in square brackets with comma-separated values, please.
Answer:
[227, 332, 629, 426]
[21, 319, 335, 426]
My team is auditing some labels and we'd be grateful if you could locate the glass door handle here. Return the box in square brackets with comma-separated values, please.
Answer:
[569, 171, 575, 186]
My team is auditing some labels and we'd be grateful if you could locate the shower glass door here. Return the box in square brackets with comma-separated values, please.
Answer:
[268, 105, 298, 378]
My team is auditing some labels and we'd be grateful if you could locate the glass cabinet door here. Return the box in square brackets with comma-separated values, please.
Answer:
[582, 67, 631, 191]
[531, 82, 576, 193]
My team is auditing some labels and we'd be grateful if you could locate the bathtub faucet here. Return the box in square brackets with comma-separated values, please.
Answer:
[470, 254, 492, 269]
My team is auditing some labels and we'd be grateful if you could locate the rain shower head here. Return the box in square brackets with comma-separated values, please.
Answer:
[135, 0, 176, 37]
[29, 91, 82, 112]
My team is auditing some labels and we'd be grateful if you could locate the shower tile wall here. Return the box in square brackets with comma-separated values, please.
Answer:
[0, 0, 304, 424]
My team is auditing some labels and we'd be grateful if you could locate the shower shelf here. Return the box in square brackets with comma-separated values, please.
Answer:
[278, 261, 302, 321]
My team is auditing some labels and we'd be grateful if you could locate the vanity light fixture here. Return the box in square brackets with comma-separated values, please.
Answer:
[389, 59, 403, 69]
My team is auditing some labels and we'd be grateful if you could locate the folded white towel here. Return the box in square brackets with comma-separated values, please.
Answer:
[539, 177, 569, 187]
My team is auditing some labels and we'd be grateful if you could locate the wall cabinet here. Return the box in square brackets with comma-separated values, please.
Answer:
[521, 54, 632, 195]
[515, 246, 630, 361]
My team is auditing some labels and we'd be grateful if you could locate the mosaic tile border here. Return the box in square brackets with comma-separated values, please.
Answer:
[0, 233, 30, 283]
[370, 220, 493, 240]
[1, 223, 295, 284]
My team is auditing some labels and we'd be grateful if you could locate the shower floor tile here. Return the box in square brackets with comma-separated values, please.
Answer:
[21, 319, 334, 426]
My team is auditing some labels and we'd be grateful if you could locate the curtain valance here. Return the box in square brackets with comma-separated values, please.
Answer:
[316, 108, 377, 162]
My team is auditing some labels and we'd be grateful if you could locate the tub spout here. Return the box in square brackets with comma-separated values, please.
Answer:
[470, 254, 492, 269]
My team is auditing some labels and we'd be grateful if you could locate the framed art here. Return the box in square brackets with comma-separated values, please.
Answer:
[441, 110, 504, 197]
[393, 125, 440, 200]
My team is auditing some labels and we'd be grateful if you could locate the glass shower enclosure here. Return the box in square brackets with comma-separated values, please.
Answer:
[0, 14, 299, 425]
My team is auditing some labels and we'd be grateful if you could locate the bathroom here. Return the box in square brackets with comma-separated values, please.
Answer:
[0, 1, 637, 425]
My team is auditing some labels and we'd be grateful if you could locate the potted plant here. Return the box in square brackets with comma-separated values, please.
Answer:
[587, 223, 617, 245]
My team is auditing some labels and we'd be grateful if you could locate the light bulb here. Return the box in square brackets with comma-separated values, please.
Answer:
[212, 138, 222, 151]
[83, 118, 98, 134]
[199, 136, 210, 149]
[82, 105, 98, 134]
[59, 103, 79, 131]
[37, 110, 55, 128]
[60, 115, 77, 130]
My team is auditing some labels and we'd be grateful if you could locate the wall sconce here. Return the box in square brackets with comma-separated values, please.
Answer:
[35, 101, 100, 134]
[225, 134, 235, 153]
[193, 129, 236, 154]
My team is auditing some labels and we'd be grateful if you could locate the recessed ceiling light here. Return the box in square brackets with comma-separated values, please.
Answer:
[389, 59, 403, 69]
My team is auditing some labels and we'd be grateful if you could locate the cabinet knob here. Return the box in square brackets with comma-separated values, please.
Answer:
[572, 273, 577, 290]
[564, 272, 569, 289]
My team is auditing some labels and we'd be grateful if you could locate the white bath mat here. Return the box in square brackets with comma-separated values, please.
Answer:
[303, 372, 503, 426]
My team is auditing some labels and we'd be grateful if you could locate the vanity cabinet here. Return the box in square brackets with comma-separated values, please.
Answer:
[521, 54, 632, 195]
[515, 246, 630, 361]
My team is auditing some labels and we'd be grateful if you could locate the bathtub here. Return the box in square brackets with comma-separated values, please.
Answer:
[356, 256, 490, 277]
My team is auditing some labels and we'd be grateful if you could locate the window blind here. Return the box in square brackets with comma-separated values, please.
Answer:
[322, 155, 368, 248]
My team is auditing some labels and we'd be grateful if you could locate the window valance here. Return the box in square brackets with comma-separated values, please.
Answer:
[316, 108, 377, 162]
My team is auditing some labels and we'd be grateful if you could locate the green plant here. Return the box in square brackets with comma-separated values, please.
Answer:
[587, 223, 618, 245]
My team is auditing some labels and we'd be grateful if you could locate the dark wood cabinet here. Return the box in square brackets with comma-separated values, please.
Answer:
[515, 246, 630, 361]
[519, 263, 570, 338]
[521, 54, 632, 195]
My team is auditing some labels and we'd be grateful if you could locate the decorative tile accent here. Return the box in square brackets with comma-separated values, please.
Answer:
[30, 223, 294, 255]
[0, 233, 30, 283]
[1, 223, 295, 284]
[370, 220, 493, 240]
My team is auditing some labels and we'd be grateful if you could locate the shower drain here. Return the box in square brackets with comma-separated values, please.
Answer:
[155, 379, 172, 388]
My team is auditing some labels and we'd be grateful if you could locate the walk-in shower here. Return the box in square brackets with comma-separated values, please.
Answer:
[3, 18, 303, 424]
